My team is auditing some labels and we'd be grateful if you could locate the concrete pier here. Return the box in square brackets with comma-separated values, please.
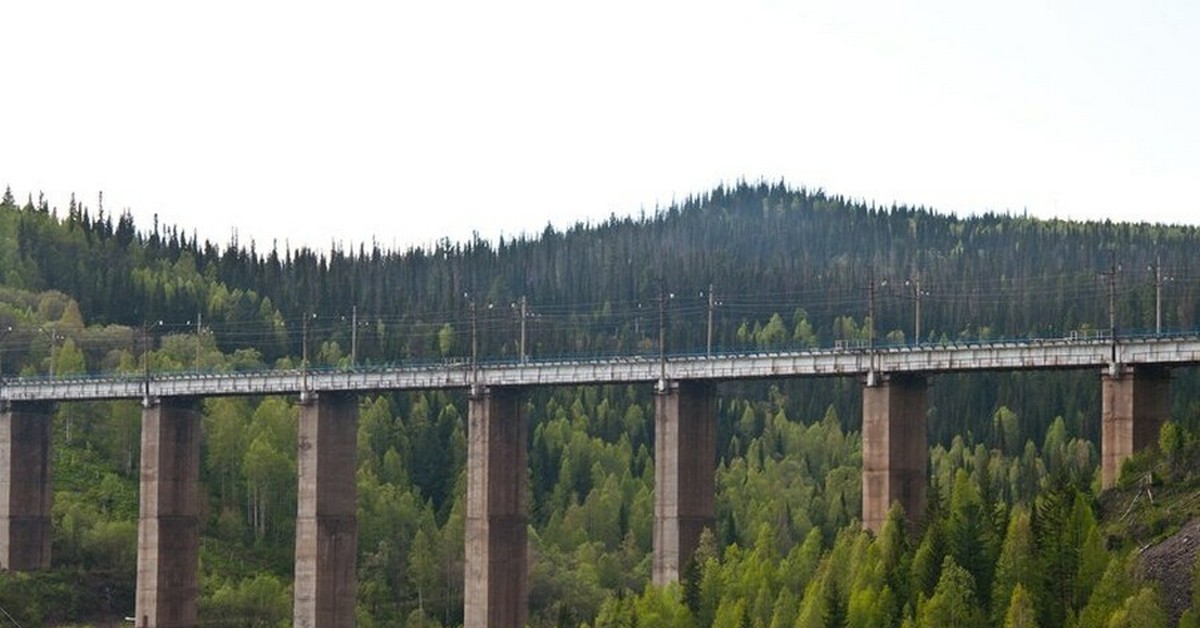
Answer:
[465, 386, 528, 628]
[136, 397, 201, 628]
[1102, 366, 1171, 488]
[294, 393, 359, 628]
[862, 374, 927, 533]
[653, 380, 716, 586]
[0, 401, 52, 570]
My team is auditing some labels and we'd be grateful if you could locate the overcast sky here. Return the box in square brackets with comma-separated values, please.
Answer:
[4, 1, 1197, 252]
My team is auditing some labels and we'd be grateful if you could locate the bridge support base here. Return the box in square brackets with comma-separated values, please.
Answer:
[653, 380, 716, 586]
[136, 398, 201, 628]
[863, 374, 927, 533]
[294, 393, 359, 628]
[0, 402, 52, 571]
[465, 386, 528, 628]
[1102, 366, 1170, 489]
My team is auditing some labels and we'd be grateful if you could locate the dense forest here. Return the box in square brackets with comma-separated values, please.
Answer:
[1, 181, 1199, 626]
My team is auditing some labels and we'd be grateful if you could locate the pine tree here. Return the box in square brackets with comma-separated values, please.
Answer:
[947, 468, 993, 609]
[917, 556, 985, 627]
[1105, 587, 1167, 628]
[991, 506, 1036, 627]
[1076, 555, 1137, 628]
[1002, 583, 1037, 628]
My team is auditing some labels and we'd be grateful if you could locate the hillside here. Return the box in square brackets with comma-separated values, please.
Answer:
[1, 181, 1199, 626]
[6, 183, 1200, 443]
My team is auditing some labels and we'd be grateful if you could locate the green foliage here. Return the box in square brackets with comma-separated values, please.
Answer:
[910, 519, 946, 600]
[243, 398, 298, 544]
[1076, 555, 1138, 627]
[1076, 522, 1109, 609]
[2, 181, 1195, 624]
[916, 556, 986, 627]
[436, 322, 455, 357]
[947, 468, 995, 610]
[1003, 583, 1037, 628]
[11, 181, 1200, 443]
[1105, 586, 1167, 628]
[991, 506, 1036, 627]
[595, 591, 638, 627]
[994, 406, 1021, 457]
[632, 584, 695, 627]
[201, 574, 291, 627]
[1033, 485, 1078, 628]
[756, 313, 789, 348]
[0, 570, 116, 626]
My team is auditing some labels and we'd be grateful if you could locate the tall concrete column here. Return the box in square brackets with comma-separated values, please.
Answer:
[1102, 366, 1171, 489]
[136, 397, 201, 628]
[0, 401, 52, 571]
[653, 380, 716, 586]
[294, 392, 359, 628]
[862, 374, 927, 533]
[465, 386, 527, 628]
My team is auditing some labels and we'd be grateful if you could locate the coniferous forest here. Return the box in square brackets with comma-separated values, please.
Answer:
[2, 181, 1200, 626]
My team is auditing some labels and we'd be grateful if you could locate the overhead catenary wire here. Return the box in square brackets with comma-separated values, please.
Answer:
[0, 264, 1193, 372]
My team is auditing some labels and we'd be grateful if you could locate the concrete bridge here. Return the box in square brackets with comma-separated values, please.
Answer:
[2, 334, 1198, 626]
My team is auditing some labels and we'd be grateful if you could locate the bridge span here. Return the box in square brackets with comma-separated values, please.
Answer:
[4, 334, 1199, 401]
[1, 334, 1197, 627]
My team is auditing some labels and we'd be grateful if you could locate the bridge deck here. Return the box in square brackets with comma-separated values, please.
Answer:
[3, 336, 1200, 403]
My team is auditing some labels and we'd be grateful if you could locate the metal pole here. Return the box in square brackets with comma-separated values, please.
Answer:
[1107, 256, 1118, 341]
[519, 295, 528, 363]
[706, 284, 715, 357]
[868, 278, 876, 349]
[302, 314, 310, 393]
[51, 332, 56, 377]
[351, 304, 358, 366]
[1154, 255, 1163, 335]
[470, 299, 478, 379]
[866, 274, 881, 386]
[142, 323, 149, 399]
[658, 291, 667, 386]
[196, 312, 203, 369]
[0, 326, 11, 384]
[913, 276, 922, 344]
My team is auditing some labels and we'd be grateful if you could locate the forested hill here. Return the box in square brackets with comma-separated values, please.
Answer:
[3, 181, 1199, 441]
[4, 181, 1200, 626]
[4, 181, 1199, 355]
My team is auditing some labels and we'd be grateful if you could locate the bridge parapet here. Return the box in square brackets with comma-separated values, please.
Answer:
[2, 336, 1198, 403]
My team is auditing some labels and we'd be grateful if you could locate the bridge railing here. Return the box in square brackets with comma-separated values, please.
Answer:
[3, 332, 1200, 399]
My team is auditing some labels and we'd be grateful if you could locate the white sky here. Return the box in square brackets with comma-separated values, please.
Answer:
[3, 1, 1197, 252]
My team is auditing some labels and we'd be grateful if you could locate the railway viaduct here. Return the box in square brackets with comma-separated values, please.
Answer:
[2, 335, 1198, 626]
